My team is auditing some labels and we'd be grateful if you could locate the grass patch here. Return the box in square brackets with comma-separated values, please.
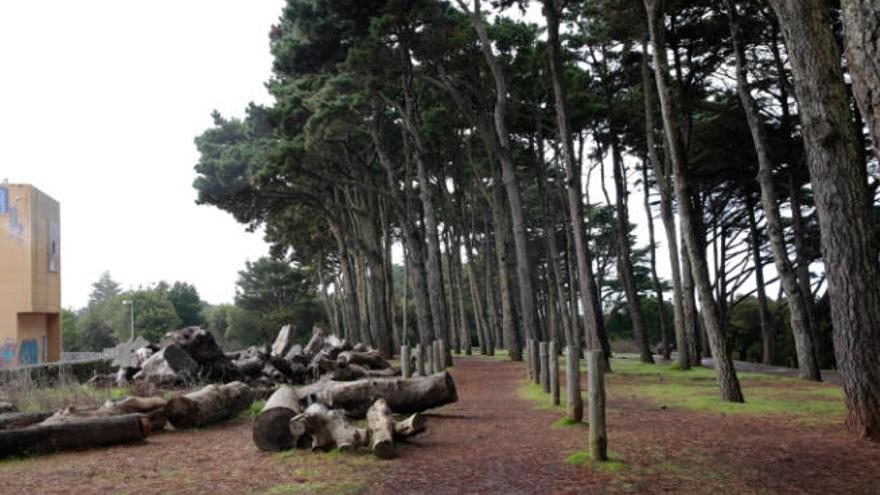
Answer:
[517, 382, 564, 413]
[551, 417, 581, 428]
[269, 448, 374, 494]
[565, 449, 627, 473]
[608, 356, 845, 424]
[238, 400, 266, 420]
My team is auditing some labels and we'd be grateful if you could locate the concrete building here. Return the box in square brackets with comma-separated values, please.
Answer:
[0, 183, 61, 367]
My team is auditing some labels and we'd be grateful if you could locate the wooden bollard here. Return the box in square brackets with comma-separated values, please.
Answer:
[525, 338, 534, 381]
[587, 349, 607, 461]
[439, 339, 448, 370]
[539, 342, 550, 393]
[401, 345, 411, 378]
[566, 346, 583, 422]
[416, 343, 425, 376]
[549, 341, 560, 405]
[530, 339, 540, 384]
[432, 340, 441, 374]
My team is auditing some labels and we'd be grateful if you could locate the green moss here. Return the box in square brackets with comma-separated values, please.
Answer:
[517, 382, 564, 413]
[565, 450, 626, 472]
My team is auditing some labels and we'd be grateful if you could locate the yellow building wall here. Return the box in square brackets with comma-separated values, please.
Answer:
[0, 184, 60, 367]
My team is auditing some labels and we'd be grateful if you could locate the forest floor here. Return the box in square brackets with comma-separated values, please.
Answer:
[1, 353, 879, 494]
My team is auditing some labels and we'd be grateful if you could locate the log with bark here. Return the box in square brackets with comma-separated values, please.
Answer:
[166, 381, 254, 429]
[304, 371, 457, 418]
[337, 351, 390, 370]
[133, 344, 199, 385]
[292, 402, 368, 452]
[367, 398, 395, 459]
[393, 413, 426, 440]
[253, 385, 306, 451]
[39, 396, 169, 431]
[161, 326, 242, 382]
[271, 324, 297, 358]
[0, 401, 15, 414]
[0, 414, 151, 458]
[0, 411, 53, 430]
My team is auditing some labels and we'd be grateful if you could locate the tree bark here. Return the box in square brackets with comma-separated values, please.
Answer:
[724, 0, 822, 379]
[642, 159, 671, 360]
[767, 0, 880, 439]
[167, 381, 255, 429]
[842, 0, 880, 164]
[645, 0, 744, 402]
[543, 2, 611, 367]
[0, 414, 150, 458]
[367, 398, 396, 459]
[746, 198, 776, 365]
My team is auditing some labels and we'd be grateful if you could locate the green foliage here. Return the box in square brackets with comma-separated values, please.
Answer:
[167, 282, 204, 327]
[119, 287, 183, 343]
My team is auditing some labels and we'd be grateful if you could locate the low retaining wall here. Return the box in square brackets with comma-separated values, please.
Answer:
[0, 358, 115, 387]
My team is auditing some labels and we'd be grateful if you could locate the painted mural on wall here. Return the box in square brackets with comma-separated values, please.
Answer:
[0, 338, 43, 368]
[48, 221, 59, 272]
[18, 339, 38, 365]
[0, 339, 17, 367]
[0, 187, 7, 214]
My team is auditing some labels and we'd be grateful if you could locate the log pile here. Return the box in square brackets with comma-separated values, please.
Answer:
[252, 371, 453, 458]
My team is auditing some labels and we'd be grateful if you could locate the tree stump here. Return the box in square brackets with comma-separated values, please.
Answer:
[415, 343, 425, 376]
[297, 402, 367, 452]
[587, 349, 607, 461]
[439, 339, 448, 369]
[566, 346, 583, 422]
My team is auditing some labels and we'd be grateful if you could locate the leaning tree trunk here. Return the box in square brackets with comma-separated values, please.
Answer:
[459, 0, 535, 357]
[746, 198, 776, 366]
[841, 0, 880, 164]
[642, 160, 671, 360]
[767, 0, 880, 440]
[488, 176, 519, 358]
[645, 0, 743, 402]
[724, 0, 822, 380]
[610, 125, 654, 364]
[544, 2, 610, 366]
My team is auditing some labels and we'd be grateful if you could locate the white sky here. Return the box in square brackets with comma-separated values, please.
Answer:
[1, 1, 286, 308]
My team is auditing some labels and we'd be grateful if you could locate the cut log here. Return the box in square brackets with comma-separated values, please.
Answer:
[40, 396, 168, 431]
[330, 361, 368, 382]
[133, 344, 198, 385]
[303, 327, 326, 359]
[0, 414, 150, 458]
[167, 381, 254, 429]
[304, 371, 457, 418]
[271, 324, 297, 358]
[160, 326, 241, 382]
[0, 411, 53, 430]
[352, 342, 368, 353]
[337, 351, 390, 370]
[367, 398, 395, 459]
[253, 385, 305, 451]
[0, 401, 15, 414]
[283, 344, 307, 365]
[393, 413, 426, 440]
[298, 403, 367, 452]
[235, 356, 265, 378]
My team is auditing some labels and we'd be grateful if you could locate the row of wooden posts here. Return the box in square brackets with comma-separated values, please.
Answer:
[526, 339, 607, 462]
[400, 339, 448, 378]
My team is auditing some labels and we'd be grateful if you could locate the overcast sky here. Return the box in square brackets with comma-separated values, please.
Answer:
[1, 1, 286, 308]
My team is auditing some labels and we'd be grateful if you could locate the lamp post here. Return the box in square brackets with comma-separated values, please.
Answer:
[122, 300, 134, 341]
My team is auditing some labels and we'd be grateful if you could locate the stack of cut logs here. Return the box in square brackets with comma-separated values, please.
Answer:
[0, 325, 459, 460]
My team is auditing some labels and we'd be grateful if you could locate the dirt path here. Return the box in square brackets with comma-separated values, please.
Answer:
[2, 355, 879, 494]
[371, 357, 599, 494]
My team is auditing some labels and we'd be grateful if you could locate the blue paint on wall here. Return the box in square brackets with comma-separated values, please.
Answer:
[18, 339, 38, 365]
[0, 187, 7, 214]
[0, 339, 16, 367]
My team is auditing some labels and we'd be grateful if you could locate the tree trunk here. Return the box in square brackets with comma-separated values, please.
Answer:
[642, 159, 671, 360]
[645, 0, 744, 402]
[768, 0, 880, 439]
[167, 381, 255, 429]
[746, 198, 776, 365]
[489, 180, 518, 358]
[724, 0, 822, 379]
[842, 0, 880, 164]
[0, 414, 150, 458]
[0, 411, 54, 430]
[303, 371, 458, 419]
[459, 0, 534, 356]
[544, 2, 610, 366]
